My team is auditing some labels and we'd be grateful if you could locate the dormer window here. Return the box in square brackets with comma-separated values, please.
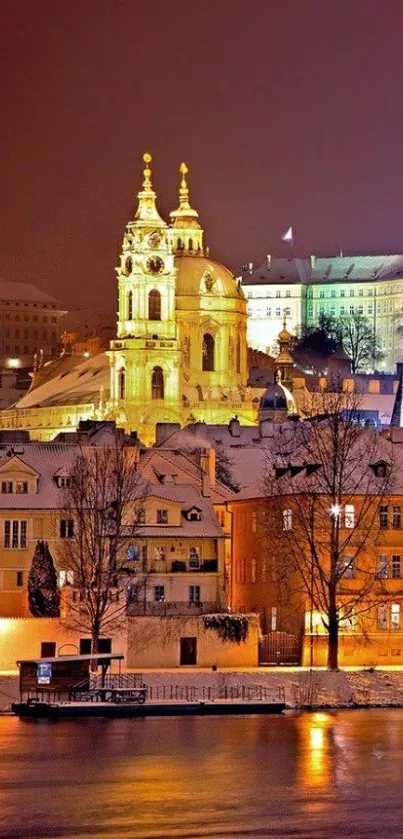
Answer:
[156, 509, 168, 524]
[15, 481, 28, 494]
[1, 482, 13, 494]
[371, 459, 390, 478]
[184, 507, 202, 522]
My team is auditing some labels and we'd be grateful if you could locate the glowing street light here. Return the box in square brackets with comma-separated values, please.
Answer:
[330, 503, 341, 518]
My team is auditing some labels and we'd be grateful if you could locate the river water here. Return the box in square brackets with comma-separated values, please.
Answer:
[1, 709, 403, 838]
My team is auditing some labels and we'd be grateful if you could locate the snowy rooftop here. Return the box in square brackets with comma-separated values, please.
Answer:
[0, 281, 65, 307]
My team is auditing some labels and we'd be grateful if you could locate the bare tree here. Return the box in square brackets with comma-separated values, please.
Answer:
[263, 389, 394, 670]
[59, 438, 144, 656]
[339, 312, 383, 372]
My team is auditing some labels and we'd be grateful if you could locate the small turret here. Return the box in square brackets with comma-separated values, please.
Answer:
[170, 163, 204, 255]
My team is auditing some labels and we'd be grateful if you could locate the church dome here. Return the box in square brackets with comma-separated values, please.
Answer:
[175, 256, 245, 301]
[259, 378, 298, 415]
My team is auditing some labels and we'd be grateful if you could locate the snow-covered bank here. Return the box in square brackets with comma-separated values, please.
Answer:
[4, 669, 403, 711]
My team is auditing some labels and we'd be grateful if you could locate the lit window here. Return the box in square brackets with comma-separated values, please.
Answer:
[271, 606, 277, 631]
[58, 570, 74, 587]
[378, 555, 388, 579]
[344, 505, 355, 528]
[283, 508, 292, 531]
[251, 557, 257, 582]
[276, 307, 281, 317]
[154, 585, 165, 602]
[391, 603, 401, 630]
[392, 555, 401, 579]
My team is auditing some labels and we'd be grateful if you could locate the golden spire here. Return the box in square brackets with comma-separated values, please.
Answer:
[142, 152, 153, 190]
[179, 162, 190, 208]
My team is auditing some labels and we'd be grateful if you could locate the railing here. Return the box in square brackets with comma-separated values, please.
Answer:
[145, 684, 285, 703]
[169, 560, 218, 573]
[126, 600, 218, 616]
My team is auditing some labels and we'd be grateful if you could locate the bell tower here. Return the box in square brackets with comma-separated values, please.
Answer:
[108, 153, 181, 433]
[170, 163, 205, 256]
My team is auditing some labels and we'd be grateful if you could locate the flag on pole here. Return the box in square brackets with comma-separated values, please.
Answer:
[282, 226, 294, 244]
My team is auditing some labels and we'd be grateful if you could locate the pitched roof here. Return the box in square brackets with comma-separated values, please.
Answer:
[0, 281, 65, 307]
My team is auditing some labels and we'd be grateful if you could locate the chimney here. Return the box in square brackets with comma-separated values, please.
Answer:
[259, 419, 274, 438]
[200, 447, 216, 496]
[310, 254, 316, 271]
[266, 254, 272, 271]
[228, 416, 241, 437]
[155, 422, 181, 446]
[248, 262, 253, 274]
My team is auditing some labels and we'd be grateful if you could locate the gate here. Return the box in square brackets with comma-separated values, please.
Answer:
[259, 631, 301, 665]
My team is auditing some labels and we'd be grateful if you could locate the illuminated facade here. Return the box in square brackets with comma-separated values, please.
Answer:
[0, 155, 257, 444]
[242, 254, 403, 372]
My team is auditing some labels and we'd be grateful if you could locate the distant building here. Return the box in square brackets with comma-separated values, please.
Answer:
[241, 254, 403, 372]
[0, 281, 67, 369]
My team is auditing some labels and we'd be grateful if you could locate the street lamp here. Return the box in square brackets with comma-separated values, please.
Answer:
[330, 503, 341, 518]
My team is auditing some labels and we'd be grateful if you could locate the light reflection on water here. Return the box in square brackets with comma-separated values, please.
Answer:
[1, 710, 403, 837]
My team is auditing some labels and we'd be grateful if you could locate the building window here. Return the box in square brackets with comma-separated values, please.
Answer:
[378, 603, 387, 629]
[189, 585, 200, 603]
[60, 519, 74, 539]
[15, 481, 28, 494]
[380, 505, 389, 529]
[202, 333, 215, 372]
[252, 511, 257, 533]
[154, 585, 165, 602]
[344, 556, 355, 579]
[340, 306, 345, 315]
[283, 508, 292, 531]
[391, 603, 401, 630]
[156, 509, 168, 524]
[276, 290, 281, 298]
[345, 505, 355, 528]
[379, 554, 388, 579]
[236, 336, 241, 373]
[276, 307, 281, 317]
[393, 506, 401, 529]
[151, 366, 164, 399]
[331, 290, 336, 298]
[349, 305, 355, 315]
[41, 641, 56, 658]
[4, 520, 27, 549]
[251, 557, 257, 583]
[1, 482, 13, 494]
[285, 290, 291, 298]
[118, 368, 125, 400]
[340, 290, 345, 298]
[319, 290, 325, 299]
[58, 570, 74, 587]
[148, 289, 161, 321]
[127, 290, 133, 320]
[349, 289, 354, 297]
[16, 571, 23, 587]
[189, 547, 200, 568]
[392, 555, 401, 579]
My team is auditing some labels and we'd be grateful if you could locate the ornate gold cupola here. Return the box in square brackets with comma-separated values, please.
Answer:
[170, 163, 204, 255]
[132, 152, 166, 227]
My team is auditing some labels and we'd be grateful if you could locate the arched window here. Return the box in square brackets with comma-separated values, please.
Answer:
[127, 291, 133, 320]
[125, 257, 132, 276]
[177, 237, 183, 250]
[202, 333, 215, 372]
[118, 368, 125, 400]
[188, 238, 193, 251]
[148, 290, 161, 321]
[236, 336, 241, 373]
[152, 366, 164, 399]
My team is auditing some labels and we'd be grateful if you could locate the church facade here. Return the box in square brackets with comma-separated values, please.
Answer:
[0, 155, 258, 444]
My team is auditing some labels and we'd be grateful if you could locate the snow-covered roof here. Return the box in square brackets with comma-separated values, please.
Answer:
[0, 281, 65, 307]
[15, 353, 109, 410]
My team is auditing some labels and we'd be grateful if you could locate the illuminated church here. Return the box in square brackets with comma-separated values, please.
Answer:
[0, 154, 259, 443]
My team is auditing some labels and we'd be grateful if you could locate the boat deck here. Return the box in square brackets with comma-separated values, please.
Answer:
[12, 698, 286, 719]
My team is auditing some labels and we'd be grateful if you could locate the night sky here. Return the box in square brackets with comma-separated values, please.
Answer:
[1, 0, 403, 315]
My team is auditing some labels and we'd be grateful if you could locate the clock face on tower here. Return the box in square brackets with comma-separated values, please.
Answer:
[146, 255, 164, 275]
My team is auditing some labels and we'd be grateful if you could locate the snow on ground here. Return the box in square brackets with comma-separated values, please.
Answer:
[4, 669, 403, 711]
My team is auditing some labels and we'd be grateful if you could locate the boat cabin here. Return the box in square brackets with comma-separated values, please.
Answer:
[16, 653, 124, 702]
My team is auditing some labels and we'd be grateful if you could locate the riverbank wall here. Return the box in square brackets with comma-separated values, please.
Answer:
[5, 669, 403, 712]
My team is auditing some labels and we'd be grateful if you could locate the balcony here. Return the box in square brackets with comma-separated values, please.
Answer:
[169, 559, 218, 573]
[126, 600, 218, 617]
